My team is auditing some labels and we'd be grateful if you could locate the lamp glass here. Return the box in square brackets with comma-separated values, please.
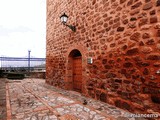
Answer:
[60, 13, 68, 24]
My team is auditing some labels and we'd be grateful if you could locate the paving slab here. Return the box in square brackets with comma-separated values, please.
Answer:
[0, 79, 7, 120]
[4, 78, 159, 120]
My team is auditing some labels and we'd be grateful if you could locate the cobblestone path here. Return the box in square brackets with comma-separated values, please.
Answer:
[5, 78, 148, 120]
[0, 79, 7, 120]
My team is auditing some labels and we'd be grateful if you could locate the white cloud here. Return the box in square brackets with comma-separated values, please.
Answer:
[0, 26, 33, 36]
[0, 0, 46, 57]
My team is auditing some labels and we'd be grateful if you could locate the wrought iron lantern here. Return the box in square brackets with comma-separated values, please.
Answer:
[60, 13, 76, 32]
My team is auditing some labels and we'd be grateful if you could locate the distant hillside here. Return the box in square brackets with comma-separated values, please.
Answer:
[34, 64, 45, 68]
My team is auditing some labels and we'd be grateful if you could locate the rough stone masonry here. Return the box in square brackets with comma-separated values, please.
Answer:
[46, 0, 160, 114]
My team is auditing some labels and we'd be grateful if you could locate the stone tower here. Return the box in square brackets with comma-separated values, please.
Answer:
[46, 0, 160, 113]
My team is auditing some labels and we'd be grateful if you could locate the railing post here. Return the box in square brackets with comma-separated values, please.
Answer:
[28, 50, 31, 74]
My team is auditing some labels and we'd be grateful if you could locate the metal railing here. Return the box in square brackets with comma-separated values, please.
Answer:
[0, 57, 46, 72]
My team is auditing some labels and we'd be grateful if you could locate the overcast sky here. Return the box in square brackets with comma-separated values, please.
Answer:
[0, 0, 46, 58]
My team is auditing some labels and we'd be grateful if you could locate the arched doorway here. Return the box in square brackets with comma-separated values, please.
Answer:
[68, 49, 82, 92]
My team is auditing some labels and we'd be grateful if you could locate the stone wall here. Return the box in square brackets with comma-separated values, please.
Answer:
[29, 72, 46, 79]
[46, 0, 160, 113]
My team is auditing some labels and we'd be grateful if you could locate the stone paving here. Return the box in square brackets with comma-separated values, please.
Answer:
[4, 78, 154, 120]
[0, 79, 7, 120]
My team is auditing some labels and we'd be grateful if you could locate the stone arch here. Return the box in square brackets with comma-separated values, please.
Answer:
[69, 49, 82, 58]
[67, 49, 82, 92]
[65, 44, 87, 94]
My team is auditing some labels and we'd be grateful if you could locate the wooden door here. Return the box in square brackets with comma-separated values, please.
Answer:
[73, 56, 82, 92]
